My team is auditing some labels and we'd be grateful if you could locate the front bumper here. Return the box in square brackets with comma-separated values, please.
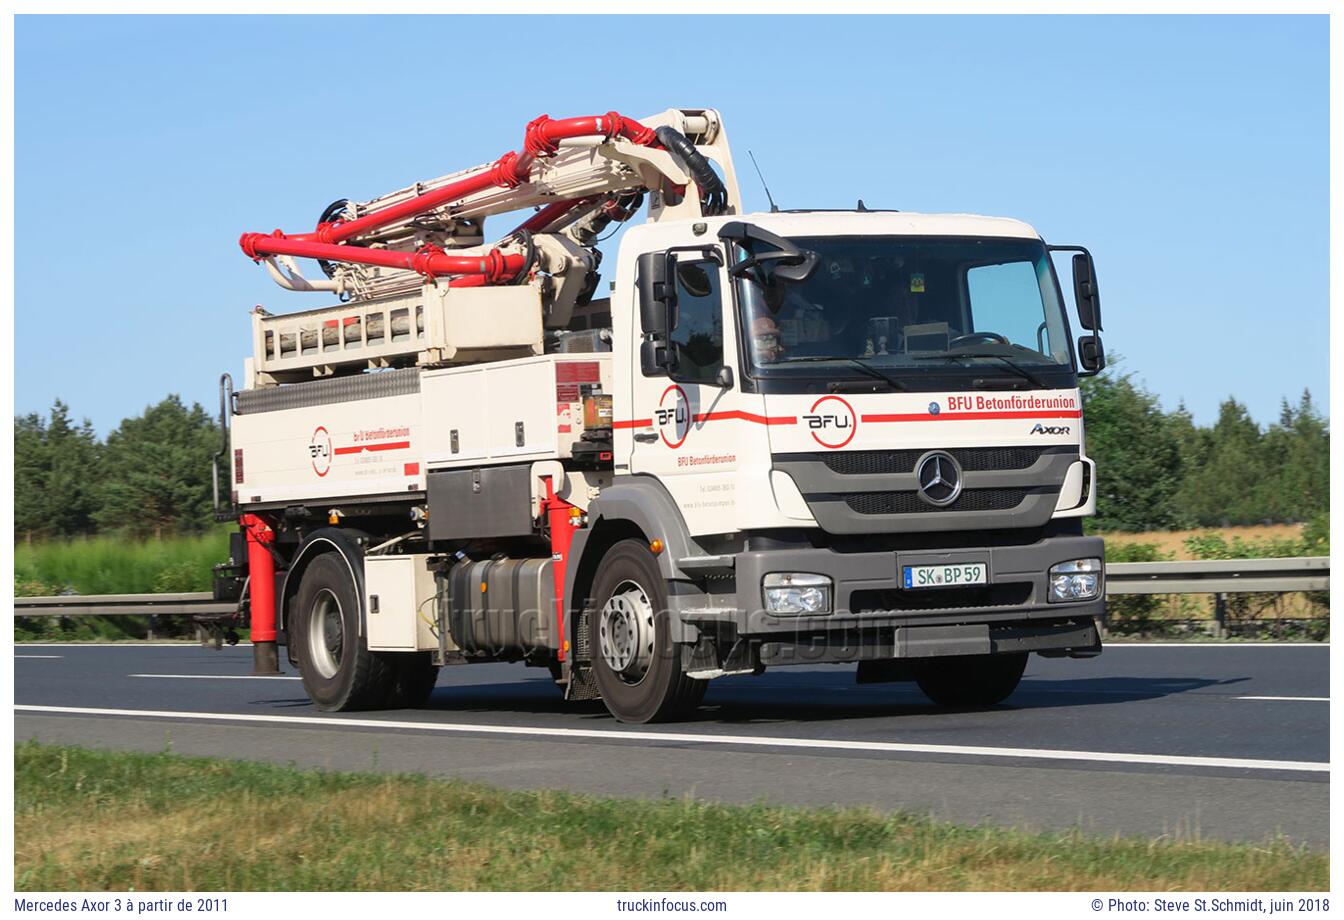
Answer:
[680, 534, 1104, 666]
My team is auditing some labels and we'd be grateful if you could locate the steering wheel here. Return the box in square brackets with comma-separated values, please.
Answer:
[950, 331, 1009, 347]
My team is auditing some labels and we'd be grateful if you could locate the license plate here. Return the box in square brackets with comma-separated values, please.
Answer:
[902, 563, 987, 589]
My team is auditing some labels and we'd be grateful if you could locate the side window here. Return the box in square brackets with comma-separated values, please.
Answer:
[669, 259, 724, 383]
[966, 260, 1049, 354]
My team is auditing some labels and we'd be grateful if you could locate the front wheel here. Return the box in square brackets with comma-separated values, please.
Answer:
[913, 652, 1028, 707]
[589, 540, 705, 723]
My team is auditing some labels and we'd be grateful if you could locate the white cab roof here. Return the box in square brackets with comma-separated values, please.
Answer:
[739, 210, 1042, 239]
[626, 210, 1043, 250]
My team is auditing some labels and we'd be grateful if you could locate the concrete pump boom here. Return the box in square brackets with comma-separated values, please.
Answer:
[239, 108, 742, 294]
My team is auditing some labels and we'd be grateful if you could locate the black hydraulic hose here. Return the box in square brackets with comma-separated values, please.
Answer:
[511, 229, 536, 284]
[316, 199, 350, 278]
[654, 127, 728, 216]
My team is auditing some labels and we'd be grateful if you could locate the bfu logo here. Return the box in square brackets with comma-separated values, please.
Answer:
[309, 426, 332, 477]
[656, 385, 692, 448]
[802, 395, 857, 449]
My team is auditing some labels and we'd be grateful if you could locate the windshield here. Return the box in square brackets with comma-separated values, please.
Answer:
[734, 235, 1074, 388]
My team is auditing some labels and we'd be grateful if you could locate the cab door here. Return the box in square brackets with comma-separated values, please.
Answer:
[628, 249, 745, 534]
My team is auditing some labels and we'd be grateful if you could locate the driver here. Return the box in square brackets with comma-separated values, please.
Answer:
[750, 315, 786, 364]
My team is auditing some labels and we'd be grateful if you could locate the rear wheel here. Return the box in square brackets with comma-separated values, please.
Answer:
[589, 540, 705, 723]
[913, 652, 1028, 707]
[292, 553, 395, 711]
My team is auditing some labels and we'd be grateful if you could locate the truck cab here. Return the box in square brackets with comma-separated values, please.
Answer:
[566, 210, 1105, 719]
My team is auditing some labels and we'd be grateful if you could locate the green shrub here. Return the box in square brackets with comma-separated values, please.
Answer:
[1101, 540, 1176, 635]
[1183, 523, 1329, 640]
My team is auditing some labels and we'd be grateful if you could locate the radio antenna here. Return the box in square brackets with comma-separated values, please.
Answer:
[748, 150, 780, 213]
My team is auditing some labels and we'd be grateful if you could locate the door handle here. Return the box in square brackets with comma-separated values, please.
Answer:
[633, 430, 658, 443]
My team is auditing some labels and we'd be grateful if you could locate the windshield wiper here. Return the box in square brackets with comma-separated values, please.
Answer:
[947, 353, 1050, 389]
[776, 356, 907, 391]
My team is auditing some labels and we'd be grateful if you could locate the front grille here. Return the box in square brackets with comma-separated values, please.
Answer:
[842, 488, 1028, 515]
[817, 446, 1048, 475]
[851, 583, 1033, 612]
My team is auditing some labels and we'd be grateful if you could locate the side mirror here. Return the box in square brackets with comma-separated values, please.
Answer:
[718, 220, 820, 284]
[637, 251, 672, 335]
[766, 249, 820, 284]
[1071, 253, 1102, 331]
[640, 339, 674, 377]
[714, 366, 735, 389]
[1078, 334, 1106, 374]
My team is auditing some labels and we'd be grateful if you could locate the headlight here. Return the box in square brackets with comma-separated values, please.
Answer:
[1048, 558, 1102, 602]
[763, 573, 832, 615]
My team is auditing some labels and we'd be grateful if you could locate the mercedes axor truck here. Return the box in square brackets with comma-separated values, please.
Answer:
[213, 107, 1108, 722]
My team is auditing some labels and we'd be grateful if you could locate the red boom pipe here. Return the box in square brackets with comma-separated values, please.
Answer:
[239, 110, 661, 267]
[512, 197, 592, 235]
[310, 157, 520, 244]
[523, 111, 658, 157]
[240, 232, 526, 283]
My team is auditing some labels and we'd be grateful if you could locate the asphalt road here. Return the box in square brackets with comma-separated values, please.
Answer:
[14, 642, 1330, 847]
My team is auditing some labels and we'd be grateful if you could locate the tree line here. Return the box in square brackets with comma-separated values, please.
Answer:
[15, 397, 221, 541]
[1079, 361, 1329, 532]
[12, 368, 1331, 541]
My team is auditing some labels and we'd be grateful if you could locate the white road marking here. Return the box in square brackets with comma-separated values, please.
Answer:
[15, 643, 254, 648]
[1236, 695, 1329, 703]
[1103, 642, 1327, 648]
[15, 655, 63, 659]
[14, 705, 1328, 774]
[130, 673, 301, 681]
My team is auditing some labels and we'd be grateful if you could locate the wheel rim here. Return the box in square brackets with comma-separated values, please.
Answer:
[599, 579, 655, 684]
[307, 587, 345, 679]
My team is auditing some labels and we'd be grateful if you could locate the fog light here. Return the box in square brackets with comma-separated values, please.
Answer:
[1048, 558, 1102, 602]
[763, 573, 832, 615]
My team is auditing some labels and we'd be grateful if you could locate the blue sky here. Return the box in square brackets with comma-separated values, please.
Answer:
[13, 14, 1329, 432]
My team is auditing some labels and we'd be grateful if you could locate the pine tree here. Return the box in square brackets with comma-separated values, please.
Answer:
[12, 401, 102, 540]
[1180, 397, 1269, 526]
[94, 396, 221, 538]
[1079, 361, 1184, 531]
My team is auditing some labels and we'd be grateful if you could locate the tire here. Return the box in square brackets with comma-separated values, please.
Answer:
[913, 652, 1028, 708]
[292, 553, 395, 711]
[589, 539, 705, 723]
[383, 652, 440, 709]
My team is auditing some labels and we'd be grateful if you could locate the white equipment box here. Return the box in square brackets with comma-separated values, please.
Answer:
[364, 554, 442, 652]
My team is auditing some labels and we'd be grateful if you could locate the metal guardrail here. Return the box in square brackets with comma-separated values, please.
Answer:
[1105, 556, 1330, 595]
[13, 592, 236, 617]
[12, 558, 1329, 617]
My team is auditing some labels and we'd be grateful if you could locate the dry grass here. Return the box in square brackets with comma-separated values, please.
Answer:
[14, 743, 1327, 892]
[1102, 524, 1326, 631]
[1104, 524, 1306, 560]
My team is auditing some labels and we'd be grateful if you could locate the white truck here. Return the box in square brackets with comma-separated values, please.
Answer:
[214, 107, 1107, 723]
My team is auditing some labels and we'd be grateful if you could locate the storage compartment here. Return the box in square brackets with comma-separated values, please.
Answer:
[427, 465, 535, 540]
[421, 354, 610, 467]
[446, 558, 557, 656]
[365, 554, 442, 652]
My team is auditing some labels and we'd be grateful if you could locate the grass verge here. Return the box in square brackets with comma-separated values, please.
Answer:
[15, 529, 232, 595]
[14, 743, 1326, 892]
[14, 529, 233, 642]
